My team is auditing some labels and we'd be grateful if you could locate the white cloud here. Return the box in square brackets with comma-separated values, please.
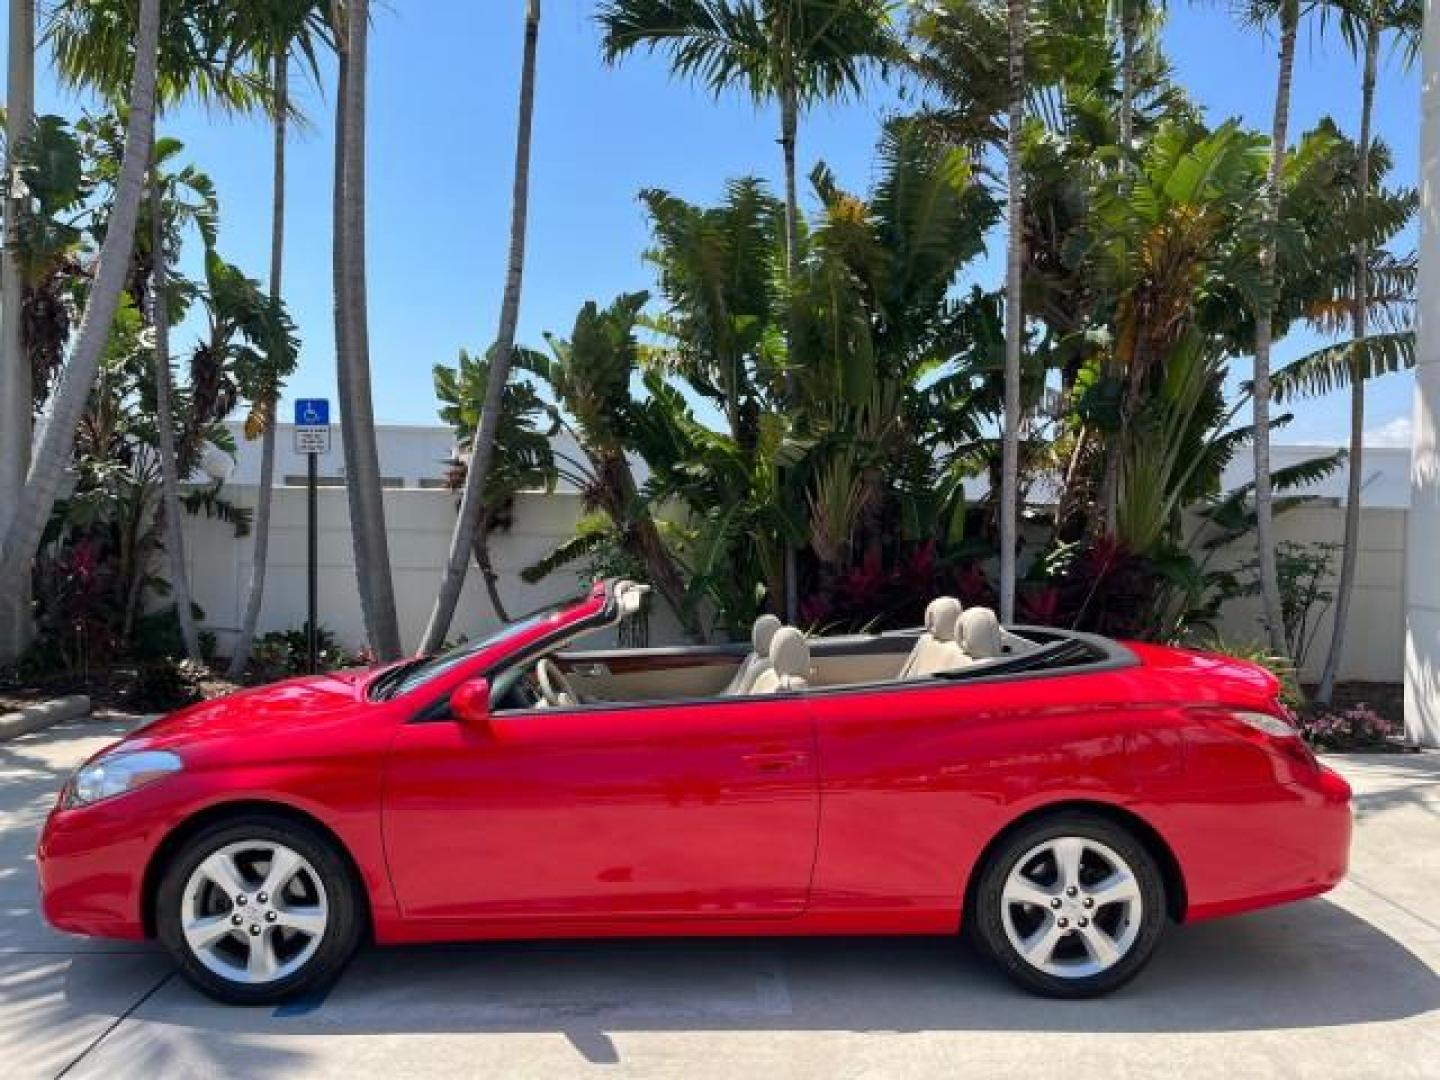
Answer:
[1365, 415, 1413, 448]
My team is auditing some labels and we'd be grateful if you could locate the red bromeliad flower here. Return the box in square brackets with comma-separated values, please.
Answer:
[1018, 585, 1062, 624]
[954, 562, 995, 608]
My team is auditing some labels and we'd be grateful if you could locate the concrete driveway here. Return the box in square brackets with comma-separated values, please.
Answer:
[3, 719, 1438, 1080]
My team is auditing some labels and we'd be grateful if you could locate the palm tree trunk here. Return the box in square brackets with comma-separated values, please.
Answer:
[1118, 1, 1137, 156]
[331, 15, 369, 642]
[473, 510, 512, 625]
[334, 0, 402, 659]
[0, 0, 160, 600]
[228, 55, 288, 679]
[1053, 425, 1089, 541]
[1252, 1, 1298, 658]
[780, 81, 802, 283]
[634, 514, 704, 642]
[122, 488, 152, 642]
[0, 0, 35, 663]
[779, 77, 802, 623]
[1102, 0, 1138, 541]
[1316, 15, 1379, 704]
[599, 453, 705, 643]
[149, 177, 202, 661]
[421, 0, 540, 654]
[999, 0, 1028, 624]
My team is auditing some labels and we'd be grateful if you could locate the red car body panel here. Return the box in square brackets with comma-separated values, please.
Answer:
[383, 695, 820, 922]
[38, 582, 1351, 946]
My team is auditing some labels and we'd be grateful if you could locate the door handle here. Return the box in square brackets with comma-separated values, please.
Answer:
[569, 662, 610, 677]
[742, 751, 807, 773]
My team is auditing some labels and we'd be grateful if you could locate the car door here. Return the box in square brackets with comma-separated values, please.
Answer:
[382, 692, 820, 922]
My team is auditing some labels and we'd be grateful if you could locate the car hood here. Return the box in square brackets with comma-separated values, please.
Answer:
[123, 669, 373, 751]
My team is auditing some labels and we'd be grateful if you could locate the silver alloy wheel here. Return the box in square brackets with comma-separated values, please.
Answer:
[180, 839, 329, 985]
[1000, 835, 1143, 979]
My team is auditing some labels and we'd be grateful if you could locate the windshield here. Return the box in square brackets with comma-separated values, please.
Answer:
[369, 593, 586, 700]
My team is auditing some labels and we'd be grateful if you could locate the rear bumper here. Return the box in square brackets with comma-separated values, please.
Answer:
[1178, 763, 1352, 923]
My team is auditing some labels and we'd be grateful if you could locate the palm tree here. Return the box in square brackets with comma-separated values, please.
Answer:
[598, 0, 895, 619]
[331, 0, 402, 660]
[515, 293, 708, 642]
[1116, 0, 1138, 153]
[1113, 0, 1164, 156]
[1314, 0, 1420, 702]
[148, 168, 202, 659]
[432, 345, 560, 624]
[227, 0, 333, 679]
[47, 0, 268, 664]
[0, 0, 36, 663]
[600, 0, 893, 284]
[999, 0, 1028, 623]
[1249, 0, 1302, 657]
[421, 0, 541, 654]
[0, 0, 160, 602]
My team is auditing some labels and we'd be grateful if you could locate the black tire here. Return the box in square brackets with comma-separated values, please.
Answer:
[970, 813, 1167, 999]
[156, 814, 364, 1006]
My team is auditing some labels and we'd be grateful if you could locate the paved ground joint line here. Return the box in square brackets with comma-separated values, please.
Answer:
[1345, 873, 1440, 935]
[0, 949, 156, 957]
[52, 971, 173, 1080]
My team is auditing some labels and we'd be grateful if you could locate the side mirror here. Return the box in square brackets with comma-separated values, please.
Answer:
[450, 678, 492, 729]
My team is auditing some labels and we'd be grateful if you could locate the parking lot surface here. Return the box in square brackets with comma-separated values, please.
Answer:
[3, 717, 1437, 1079]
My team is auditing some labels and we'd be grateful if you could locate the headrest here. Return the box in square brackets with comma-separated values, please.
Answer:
[752, 613, 782, 656]
[927, 597, 963, 643]
[960, 607, 1003, 659]
[769, 626, 811, 680]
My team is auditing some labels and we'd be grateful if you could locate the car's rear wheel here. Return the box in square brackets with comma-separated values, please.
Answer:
[156, 815, 363, 1005]
[970, 813, 1166, 998]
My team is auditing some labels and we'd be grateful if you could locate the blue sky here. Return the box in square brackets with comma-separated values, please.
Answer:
[10, 1, 1424, 445]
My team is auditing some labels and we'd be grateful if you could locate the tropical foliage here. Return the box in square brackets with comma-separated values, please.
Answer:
[507, 6, 1416, 656]
[0, 0, 1423, 715]
[6, 112, 295, 676]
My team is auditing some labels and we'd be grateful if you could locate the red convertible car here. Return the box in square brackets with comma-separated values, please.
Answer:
[38, 579, 1351, 1004]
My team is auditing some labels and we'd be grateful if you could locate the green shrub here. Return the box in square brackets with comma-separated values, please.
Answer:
[249, 624, 358, 680]
[122, 658, 207, 712]
[134, 605, 216, 663]
[1198, 638, 1303, 708]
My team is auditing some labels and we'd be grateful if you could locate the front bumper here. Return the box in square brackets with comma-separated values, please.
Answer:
[37, 798, 155, 940]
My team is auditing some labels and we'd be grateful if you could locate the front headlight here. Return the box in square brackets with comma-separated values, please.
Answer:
[66, 750, 183, 808]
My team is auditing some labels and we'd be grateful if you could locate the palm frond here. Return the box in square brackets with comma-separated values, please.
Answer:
[1271, 331, 1415, 401]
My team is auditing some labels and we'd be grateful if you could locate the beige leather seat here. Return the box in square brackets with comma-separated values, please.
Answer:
[749, 627, 811, 693]
[897, 597, 963, 679]
[958, 607, 1004, 661]
[723, 614, 782, 696]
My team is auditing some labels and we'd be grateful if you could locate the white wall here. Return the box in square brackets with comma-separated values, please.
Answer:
[189, 485, 684, 655]
[1219, 444, 1414, 510]
[186, 485, 1405, 681]
[221, 423, 599, 493]
[1204, 504, 1405, 683]
[225, 427, 1412, 506]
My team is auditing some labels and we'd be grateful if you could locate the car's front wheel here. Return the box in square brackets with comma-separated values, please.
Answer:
[970, 813, 1167, 998]
[156, 815, 363, 1005]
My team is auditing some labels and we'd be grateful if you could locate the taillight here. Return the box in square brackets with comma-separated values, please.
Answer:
[1229, 708, 1319, 771]
[1231, 709, 1299, 738]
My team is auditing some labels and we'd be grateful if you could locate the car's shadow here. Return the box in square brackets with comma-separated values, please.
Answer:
[21, 896, 1440, 1075]
[110, 898, 1440, 1038]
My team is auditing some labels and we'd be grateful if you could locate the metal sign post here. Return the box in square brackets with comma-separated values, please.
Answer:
[294, 399, 332, 674]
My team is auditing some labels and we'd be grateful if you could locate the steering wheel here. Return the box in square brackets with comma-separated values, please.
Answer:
[536, 658, 582, 708]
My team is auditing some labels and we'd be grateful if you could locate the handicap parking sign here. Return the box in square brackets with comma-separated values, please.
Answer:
[294, 398, 332, 455]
